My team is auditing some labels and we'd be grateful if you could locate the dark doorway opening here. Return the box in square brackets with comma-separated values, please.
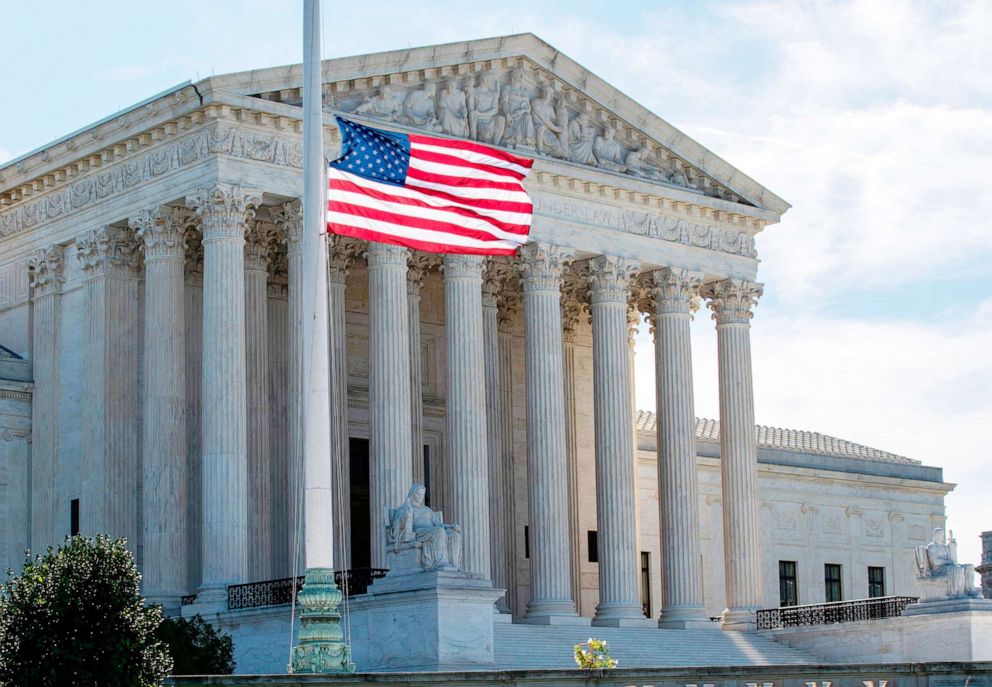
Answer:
[349, 437, 371, 570]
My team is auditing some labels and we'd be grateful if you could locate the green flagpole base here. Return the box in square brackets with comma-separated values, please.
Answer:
[289, 567, 355, 674]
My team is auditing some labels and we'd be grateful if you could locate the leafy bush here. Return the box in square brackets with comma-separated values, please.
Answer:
[0, 535, 172, 687]
[156, 614, 235, 675]
[573, 638, 618, 669]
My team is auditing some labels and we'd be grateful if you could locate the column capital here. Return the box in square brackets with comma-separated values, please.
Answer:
[587, 255, 639, 304]
[27, 244, 65, 297]
[131, 206, 194, 262]
[187, 185, 261, 241]
[442, 254, 485, 279]
[365, 242, 409, 267]
[76, 226, 141, 277]
[271, 199, 303, 254]
[702, 278, 763, 325]
[482, 257, 515, 308]
[407, 252, 441, 294]
[517, 241, 573, 293]
[646, 267, 703, 317]
[245, 220, 277, 272]
[560, 268, 589, 343]
[328, 235, 365, 284]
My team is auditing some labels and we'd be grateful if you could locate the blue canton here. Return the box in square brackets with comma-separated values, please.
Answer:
[329, 117, 411, 187]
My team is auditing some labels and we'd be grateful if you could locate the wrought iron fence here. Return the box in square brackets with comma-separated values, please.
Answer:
[225, 568, 387, 611]
[756, 595, 918, 630]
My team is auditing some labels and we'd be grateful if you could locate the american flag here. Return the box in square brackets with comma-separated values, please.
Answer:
[326, 117, 533, 255]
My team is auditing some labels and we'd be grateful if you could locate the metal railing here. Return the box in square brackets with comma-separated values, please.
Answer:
[224, 568, 387, 611]
[756, 595, 918, 630]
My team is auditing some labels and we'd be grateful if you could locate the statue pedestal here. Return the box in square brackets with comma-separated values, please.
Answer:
[347, 570, 504, 672]
[902, 596, 992, 616]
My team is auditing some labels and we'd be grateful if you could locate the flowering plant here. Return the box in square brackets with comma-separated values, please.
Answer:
[573, 638, 618, 669]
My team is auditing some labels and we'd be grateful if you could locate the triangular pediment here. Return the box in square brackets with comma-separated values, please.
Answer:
[210, 34, 788, 217]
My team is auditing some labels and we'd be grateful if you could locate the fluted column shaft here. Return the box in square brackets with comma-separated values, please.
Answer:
[704, 278, 764, 631]
[367, 243, 413, 568]
[650, 268, 709, 628]
[518, 242, 582, 623]
[134, 208, 190, 610]
[497, 315, 518, 613]
[483, 263, 511, 611]
[328, 237, 356, 570]
[245, 223, 274, 581]
[77, 227, 141, 549]
[408, 254, 433, 485]
[188, 185, 259, 602]
[274, 200, 304, 573]
[444, 255, 490, 578]
[588, 256, 645, 626]
[27, 246, 64, 551]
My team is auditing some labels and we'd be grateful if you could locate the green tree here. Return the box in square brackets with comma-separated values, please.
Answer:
[0, 535, 171, 687]
[573, 638, 618, 669]
[156, 615, 235, 675]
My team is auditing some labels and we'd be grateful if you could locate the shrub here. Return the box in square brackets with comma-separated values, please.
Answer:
[573, 638, 618, 669]
[0, 535, 172, 687]
[156, 614, 235, 675]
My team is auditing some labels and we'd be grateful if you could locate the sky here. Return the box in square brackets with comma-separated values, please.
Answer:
[1, 1, 989, 567]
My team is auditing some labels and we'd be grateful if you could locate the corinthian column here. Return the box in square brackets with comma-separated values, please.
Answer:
[443, 255, 490, 578]
[187, 184, 260, 604]
[133, 207, 191, 611]
[587, 255, 649, 626]
[366, 242, 413, 568]
[77, 227, 141, 548]
[245, 220, 275, 581]
[407, 253, 435, 485]
[27, 246, 64, 551]
[484, 259, 513, 612]
[703, 278, 764, 631]
[648, 267, 709, 628]
[518, 242, 586, 625]
[272, 200, 304, 573]
[327, 236, 360, 570]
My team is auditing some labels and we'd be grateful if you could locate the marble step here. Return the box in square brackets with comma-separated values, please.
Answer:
[493, 624, 823, 668]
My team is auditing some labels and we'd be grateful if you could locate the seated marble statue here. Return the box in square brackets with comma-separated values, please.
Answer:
[914, 527, 980, 600]
[386, 483, 463, 575]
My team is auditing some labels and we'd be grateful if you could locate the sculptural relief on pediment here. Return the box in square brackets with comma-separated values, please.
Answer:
[256, 62, 747, 205]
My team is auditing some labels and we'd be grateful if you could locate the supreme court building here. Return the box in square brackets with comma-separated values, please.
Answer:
[0, 35, 956, 668]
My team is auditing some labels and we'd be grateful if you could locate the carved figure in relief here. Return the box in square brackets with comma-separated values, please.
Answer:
[593, 127, 627, 172]
[500, 69, 535, 149]
[438, 82, 469, 138]
[624, 147, 667, 181]
[670, 159, 691, 187]
[530, 85, 565, 158]
[387, 483, 463, 574]
[467, 72, 505, 145]
[400, 82, 440, 131]
[914, 527, 981, 601]
[354, 84, 403, 119]
[566, 112, 598, 165]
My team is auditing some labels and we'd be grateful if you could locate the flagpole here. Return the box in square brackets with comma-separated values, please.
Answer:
[290, 0, 353, 673]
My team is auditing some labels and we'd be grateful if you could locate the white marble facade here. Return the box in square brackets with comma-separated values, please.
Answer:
[0, 35, 952, 629]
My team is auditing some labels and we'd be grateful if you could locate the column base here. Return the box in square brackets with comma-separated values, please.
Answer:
[182, 583, 229, 616]
[658, 605, 715, 630]
[593, 602, 655, 627]
[144, 593, 183, 617]
[493, 610, 513, 624]
[720, 607, 758, 632]
[520, 599, 589, 625]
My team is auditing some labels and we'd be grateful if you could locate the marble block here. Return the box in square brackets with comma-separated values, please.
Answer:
[347, 570, 504, 672]
[902, 596, 992, 616]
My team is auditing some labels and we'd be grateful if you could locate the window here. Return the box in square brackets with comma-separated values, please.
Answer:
[640, 552, 652, 618]
[779, 560, 798, 607]
[587, 531, 599, 563]
[70, 499, 80, 536]
[868, 566, 886, 597]
[824, 563, 843, 602]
